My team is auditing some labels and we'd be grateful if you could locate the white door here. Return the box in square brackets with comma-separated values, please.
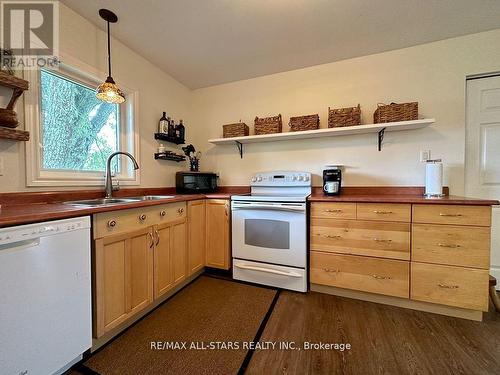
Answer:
[466, 75, 500, 287]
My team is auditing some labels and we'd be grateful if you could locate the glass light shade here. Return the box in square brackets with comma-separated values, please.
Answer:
[96, 79, 125, 104]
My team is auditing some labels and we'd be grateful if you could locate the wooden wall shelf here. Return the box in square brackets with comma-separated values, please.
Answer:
[0, 71, 30, 140]
[0, 71, 29, 90]
[209, 118, 435, 157]
[0, 127, 29, 141]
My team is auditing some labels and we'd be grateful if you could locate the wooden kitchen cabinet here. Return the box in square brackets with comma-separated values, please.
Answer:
[188, 200, 206, 275]
[310, 201, 494, 320]
[93, 203, 187, 338]
[153, 218, 187, 299]
[94, 227, 154, 337]
[206, 199, 231, 270]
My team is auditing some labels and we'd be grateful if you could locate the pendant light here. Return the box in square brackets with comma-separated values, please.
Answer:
[96, 9, 125, 104]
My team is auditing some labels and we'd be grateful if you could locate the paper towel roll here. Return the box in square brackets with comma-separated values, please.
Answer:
[425, 162, 443, 197]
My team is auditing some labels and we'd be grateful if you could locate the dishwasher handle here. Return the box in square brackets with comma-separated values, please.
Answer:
[0, 238, 41, 253]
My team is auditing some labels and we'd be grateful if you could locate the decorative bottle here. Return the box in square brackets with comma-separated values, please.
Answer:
[168, 117, 175, 138]
[176, 119, 185, 141]
[158, 112, 168, 133]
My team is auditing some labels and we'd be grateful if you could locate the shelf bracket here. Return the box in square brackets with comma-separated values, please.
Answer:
[378, 127, 386, 151]
[235, 141, 243, 158]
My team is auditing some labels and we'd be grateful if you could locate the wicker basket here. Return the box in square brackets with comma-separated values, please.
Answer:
[373, 102, 418, 123]
[328, 104, 361, 128]
[289, 114, 319, 132]
[254, 114, 282, 135]
[223, 121, 249, 138]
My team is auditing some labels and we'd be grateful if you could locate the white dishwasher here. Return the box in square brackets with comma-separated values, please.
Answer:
[0, 216, 92, 375]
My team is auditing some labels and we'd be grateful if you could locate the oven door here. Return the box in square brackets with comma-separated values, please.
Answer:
[231, 200, 307, 268]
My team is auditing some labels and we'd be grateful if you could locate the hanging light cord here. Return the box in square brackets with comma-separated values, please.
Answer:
[107, 20, 112, 78]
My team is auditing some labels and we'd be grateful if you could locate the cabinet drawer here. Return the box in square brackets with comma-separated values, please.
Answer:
[310, 203, 356, 219]
[411, 262, 489, 311]
[356, 203, 411, 222]
[310, 219, 410, 260]
[94, 202, 186, 238]
[412, 224, 490, 269]
[412, 204, 491, 227]
[310, 252, 409, 298]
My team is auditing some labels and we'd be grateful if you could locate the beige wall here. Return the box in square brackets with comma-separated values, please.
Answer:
[1, 6, 500, 195]
[0, 4, 191, 192]
[190, 29, 500, 195]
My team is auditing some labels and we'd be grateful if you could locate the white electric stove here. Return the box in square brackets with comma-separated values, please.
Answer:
[231, 171, 311, 292]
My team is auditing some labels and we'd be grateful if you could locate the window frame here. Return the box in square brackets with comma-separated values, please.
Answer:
[24, 53, 140, 187]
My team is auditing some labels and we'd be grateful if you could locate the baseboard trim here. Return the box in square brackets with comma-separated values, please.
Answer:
[91, 269, 204, 351]
[310, 283, 483, 321]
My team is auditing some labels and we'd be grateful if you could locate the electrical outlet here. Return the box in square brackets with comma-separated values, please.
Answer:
[419, 150, 431, 162]
[0, 157, 4, 176]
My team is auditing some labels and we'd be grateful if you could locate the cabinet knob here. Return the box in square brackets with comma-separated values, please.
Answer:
[139, 214, 147, 221]
[107, 220, 117, 228]
[160, 210, 167, 217]
[177, 208, 184, 215]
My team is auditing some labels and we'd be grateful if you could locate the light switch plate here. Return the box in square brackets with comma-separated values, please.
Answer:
[419, 150, 431, 162]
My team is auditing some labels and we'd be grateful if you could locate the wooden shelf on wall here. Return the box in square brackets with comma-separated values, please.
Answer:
[0, 71, 29, 90]
[0, 71, 30, 141]
[208, 118, 435, 157]
[0, 127, 30, 141]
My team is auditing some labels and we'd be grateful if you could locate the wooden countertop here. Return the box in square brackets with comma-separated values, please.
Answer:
[0, 187, 249, 228]
[0, 186, 497, 228]
[308, 187, 499, 206]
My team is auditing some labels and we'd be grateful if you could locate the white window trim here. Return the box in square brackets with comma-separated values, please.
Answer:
[24, 52, 141, 187]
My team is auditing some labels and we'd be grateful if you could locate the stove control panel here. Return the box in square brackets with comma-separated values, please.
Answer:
[250, 171, 311, 186]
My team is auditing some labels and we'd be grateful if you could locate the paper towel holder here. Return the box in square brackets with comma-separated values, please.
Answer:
[424, 159, 445, 198]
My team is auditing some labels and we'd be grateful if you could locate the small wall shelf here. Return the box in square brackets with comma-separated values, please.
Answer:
[0, 127, 29, 141]
[154, 152, 186, 162]
[208, 118, 435, 158]
[154, 133, 185, 145]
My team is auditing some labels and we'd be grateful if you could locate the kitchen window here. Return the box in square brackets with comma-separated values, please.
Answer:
[24, 56, 139, 187]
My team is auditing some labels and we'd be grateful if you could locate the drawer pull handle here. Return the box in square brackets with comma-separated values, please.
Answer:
[178, 208, 184, 215]
[373, 210, 393, 214]
[372, 274, 391, 280]
[437, 243, 461, 248]
[107, 220, 117, 228]
[324, 234, 341, 239]
[160, 210, 167, 217]
[439, 213, 463, 217]
[373, 238, 392, 243]
[139, 214, 147, 221]
[323, 268, 340, 274]
[438, 283, 459, 289]
[325, 209, 342, 213]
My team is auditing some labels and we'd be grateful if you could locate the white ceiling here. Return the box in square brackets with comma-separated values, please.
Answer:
[61, 0, 500, 89]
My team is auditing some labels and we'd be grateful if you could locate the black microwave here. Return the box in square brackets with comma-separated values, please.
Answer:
[176, 172, 218, 194]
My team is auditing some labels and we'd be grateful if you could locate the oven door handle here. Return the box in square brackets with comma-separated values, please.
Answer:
[235, 263, 302, 277]
[232, 203, 305, 212]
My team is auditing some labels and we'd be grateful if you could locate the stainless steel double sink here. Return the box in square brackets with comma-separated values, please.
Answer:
[64, 195, 175, 207]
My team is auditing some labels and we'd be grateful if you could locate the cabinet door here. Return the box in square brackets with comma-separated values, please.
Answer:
[206, 199, 230, 269]
[172, 221, 188, 284]
[94, 227, 154, 337]
[153, 224, 173, 299]
[188, 200, 206, 275]
[154, 218, 188, 298]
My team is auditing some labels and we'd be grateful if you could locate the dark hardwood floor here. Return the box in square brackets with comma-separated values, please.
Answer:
[246, 291, 500, 375]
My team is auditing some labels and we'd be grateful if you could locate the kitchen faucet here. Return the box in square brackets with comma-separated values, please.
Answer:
[105, 151, 140, 198]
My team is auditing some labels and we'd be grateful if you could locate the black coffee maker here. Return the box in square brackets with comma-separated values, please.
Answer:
[323, 165, 342, 196]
